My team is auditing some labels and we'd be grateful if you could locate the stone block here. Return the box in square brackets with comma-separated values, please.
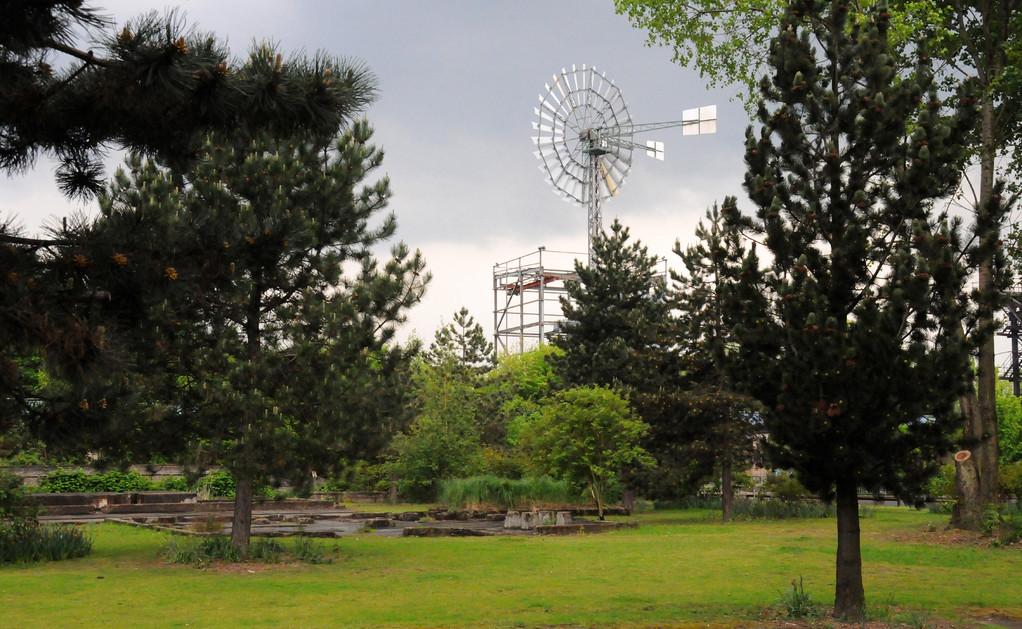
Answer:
[504, 511, 522, 529]
[556, 511, 573, 525]
[520, 511, 538, 530]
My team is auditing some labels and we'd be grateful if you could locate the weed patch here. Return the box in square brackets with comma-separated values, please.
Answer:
[776, 576, 819, 619]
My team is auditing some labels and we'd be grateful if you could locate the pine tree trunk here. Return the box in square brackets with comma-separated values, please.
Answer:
[833, 480, 864, 621]
[721, 454, 734, 523]
[231, 475, 254, 553]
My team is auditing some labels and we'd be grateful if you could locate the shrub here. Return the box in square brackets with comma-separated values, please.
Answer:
[999, 461, 1022, 501]
[438, 475, 577, 511]
[156, 476, 191, 492]
[1, 471, 36, 521]
[94, 470, 153, 492]
[37, 469, 154, 493]
[983, 502, 1022, 545]
[291, 535, 330, 564]
[760, 471, 813, 503]
[194, 470, 236, 498]
[163, 534, 331, 566]
[925, 463, 956, 501]
[654, 495, 722, 510]
[37, 469, 96, 493]
[478, 446, 527, 480]
[162, 536, 203, 565]
[248, 538, 285, 563]
[162, 534, 240, 565]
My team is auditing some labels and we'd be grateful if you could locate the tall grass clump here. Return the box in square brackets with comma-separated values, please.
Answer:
[439, 476, 574, 510]
[732, 497, 834, 520]
[163, 534, 332, 566]
[1, 471, 92, 563]
[0, 520, 93, 563]
[163, 534, 241, 565]
[776, 576, 819, 619]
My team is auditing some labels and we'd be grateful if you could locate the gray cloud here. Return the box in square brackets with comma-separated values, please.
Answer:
[1, 0, 753, 346]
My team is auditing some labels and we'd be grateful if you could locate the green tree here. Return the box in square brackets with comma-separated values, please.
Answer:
[1, 4, 378, 454]
[552, 220, 692, 499]
[616, 0, 1021, 529]
[390, 357, 482, 501]
[520, 386, 653, 519]
[921, 0, 1022, 528]
[672, 200, 760, 522]
[729, 1, 999, 619]
[614, 0, 782, 107]
[1, 2, 370, 197]
[996, 380, 1022, 464]
[425, 307, 493, 373]
[94, 121, 426, 551]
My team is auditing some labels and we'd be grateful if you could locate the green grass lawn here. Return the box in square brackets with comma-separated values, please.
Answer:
[1, 507, 1018, 628]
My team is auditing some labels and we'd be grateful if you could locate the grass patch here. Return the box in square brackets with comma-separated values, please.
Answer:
[0, 508, 1018, 627]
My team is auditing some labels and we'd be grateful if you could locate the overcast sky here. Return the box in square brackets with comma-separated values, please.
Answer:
[2, 1, 755, 346]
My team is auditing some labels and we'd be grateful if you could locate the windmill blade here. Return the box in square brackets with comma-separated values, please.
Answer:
[598, 157, 621, 197]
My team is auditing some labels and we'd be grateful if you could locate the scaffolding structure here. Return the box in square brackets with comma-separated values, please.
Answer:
[493, 247, 581, 354]
[999, 292, 1022, 396]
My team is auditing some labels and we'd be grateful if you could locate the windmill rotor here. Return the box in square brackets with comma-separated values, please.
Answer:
[533, 64, 633, 206]
[532, 64, 717, 265]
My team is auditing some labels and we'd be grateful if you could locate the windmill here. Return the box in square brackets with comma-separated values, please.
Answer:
[532, 64, 717, 265]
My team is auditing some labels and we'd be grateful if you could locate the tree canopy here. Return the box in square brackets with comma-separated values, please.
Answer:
[1, 1, 375, 198]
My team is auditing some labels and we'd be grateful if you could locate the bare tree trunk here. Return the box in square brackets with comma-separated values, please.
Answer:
[953, 450, 982, 531]
[975, 92, 1000, 509]
[952, 392, 984, 529]
[955, 92, 1002, 529]
[721, 454, 734, 523]
[833, 479, 864, 621]
[231, 475, 254, 553]
[620, 489, 634, 514]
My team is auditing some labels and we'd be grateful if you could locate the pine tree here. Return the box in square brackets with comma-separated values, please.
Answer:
[426, 307, 493, 373]
[95, 121, 427, 550]
[1, 3, 373, 197]
[552, 220, 691, 498]
[671, 200, 759, 522]
[731, 0, 1003, 619]
[1, 3, 377, 444]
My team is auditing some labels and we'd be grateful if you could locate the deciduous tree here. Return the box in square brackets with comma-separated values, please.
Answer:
[520, 386, 653, 519]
